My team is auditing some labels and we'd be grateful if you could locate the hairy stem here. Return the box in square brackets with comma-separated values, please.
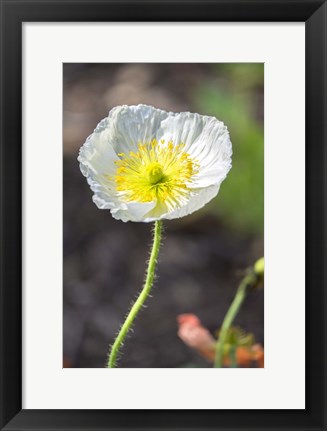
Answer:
[214, 271, 257, 368]
[107, 220, 163, 368]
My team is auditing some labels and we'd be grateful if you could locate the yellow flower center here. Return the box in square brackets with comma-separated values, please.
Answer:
[112, 139, 199, 206]
[146, 162, 165, 185]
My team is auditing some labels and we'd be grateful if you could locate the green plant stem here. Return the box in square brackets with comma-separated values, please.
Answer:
[214, 272, 255, 368]
[107, 220, 163, 368]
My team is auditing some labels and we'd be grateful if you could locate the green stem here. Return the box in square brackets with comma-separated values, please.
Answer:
[107, 220, 163, 368]
[214, 272, 254, 368]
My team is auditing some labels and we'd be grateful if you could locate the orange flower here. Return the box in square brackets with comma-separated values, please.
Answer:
[222, 344, 264, 367]
[177, 314, 264, 367]
[177, 314, 216, 361]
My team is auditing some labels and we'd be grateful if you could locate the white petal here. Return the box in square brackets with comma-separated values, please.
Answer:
[155, 111, 232, 188]
[107, 105, 168, 154]
[112, 200, 157, 223]
[78, 122, 123, 215]
[189, 129, 232, 188]
[78, 132, 119, 178]
[156, 111, 206, 148]
[142, 184, 220, 222]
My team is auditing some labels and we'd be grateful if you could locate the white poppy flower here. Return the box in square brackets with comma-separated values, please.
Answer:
[78, 104, 232, 223]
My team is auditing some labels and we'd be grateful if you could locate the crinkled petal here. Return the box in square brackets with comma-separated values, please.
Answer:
[156, 111, 232, 188]
[111, 200, 157, 223]
[141, 184, 220, 222]
[107, 105, 168, 154]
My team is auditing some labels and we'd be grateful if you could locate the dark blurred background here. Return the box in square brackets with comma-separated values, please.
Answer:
[63, 63, 264, 368]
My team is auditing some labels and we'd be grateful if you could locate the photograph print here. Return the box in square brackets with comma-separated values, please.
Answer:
[63, 63, 264, 368]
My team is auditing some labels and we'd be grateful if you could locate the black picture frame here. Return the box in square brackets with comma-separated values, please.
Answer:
[1, 1, 326, 430]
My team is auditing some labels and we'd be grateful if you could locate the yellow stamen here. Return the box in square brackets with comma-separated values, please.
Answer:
[112, 139, 199, 207]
